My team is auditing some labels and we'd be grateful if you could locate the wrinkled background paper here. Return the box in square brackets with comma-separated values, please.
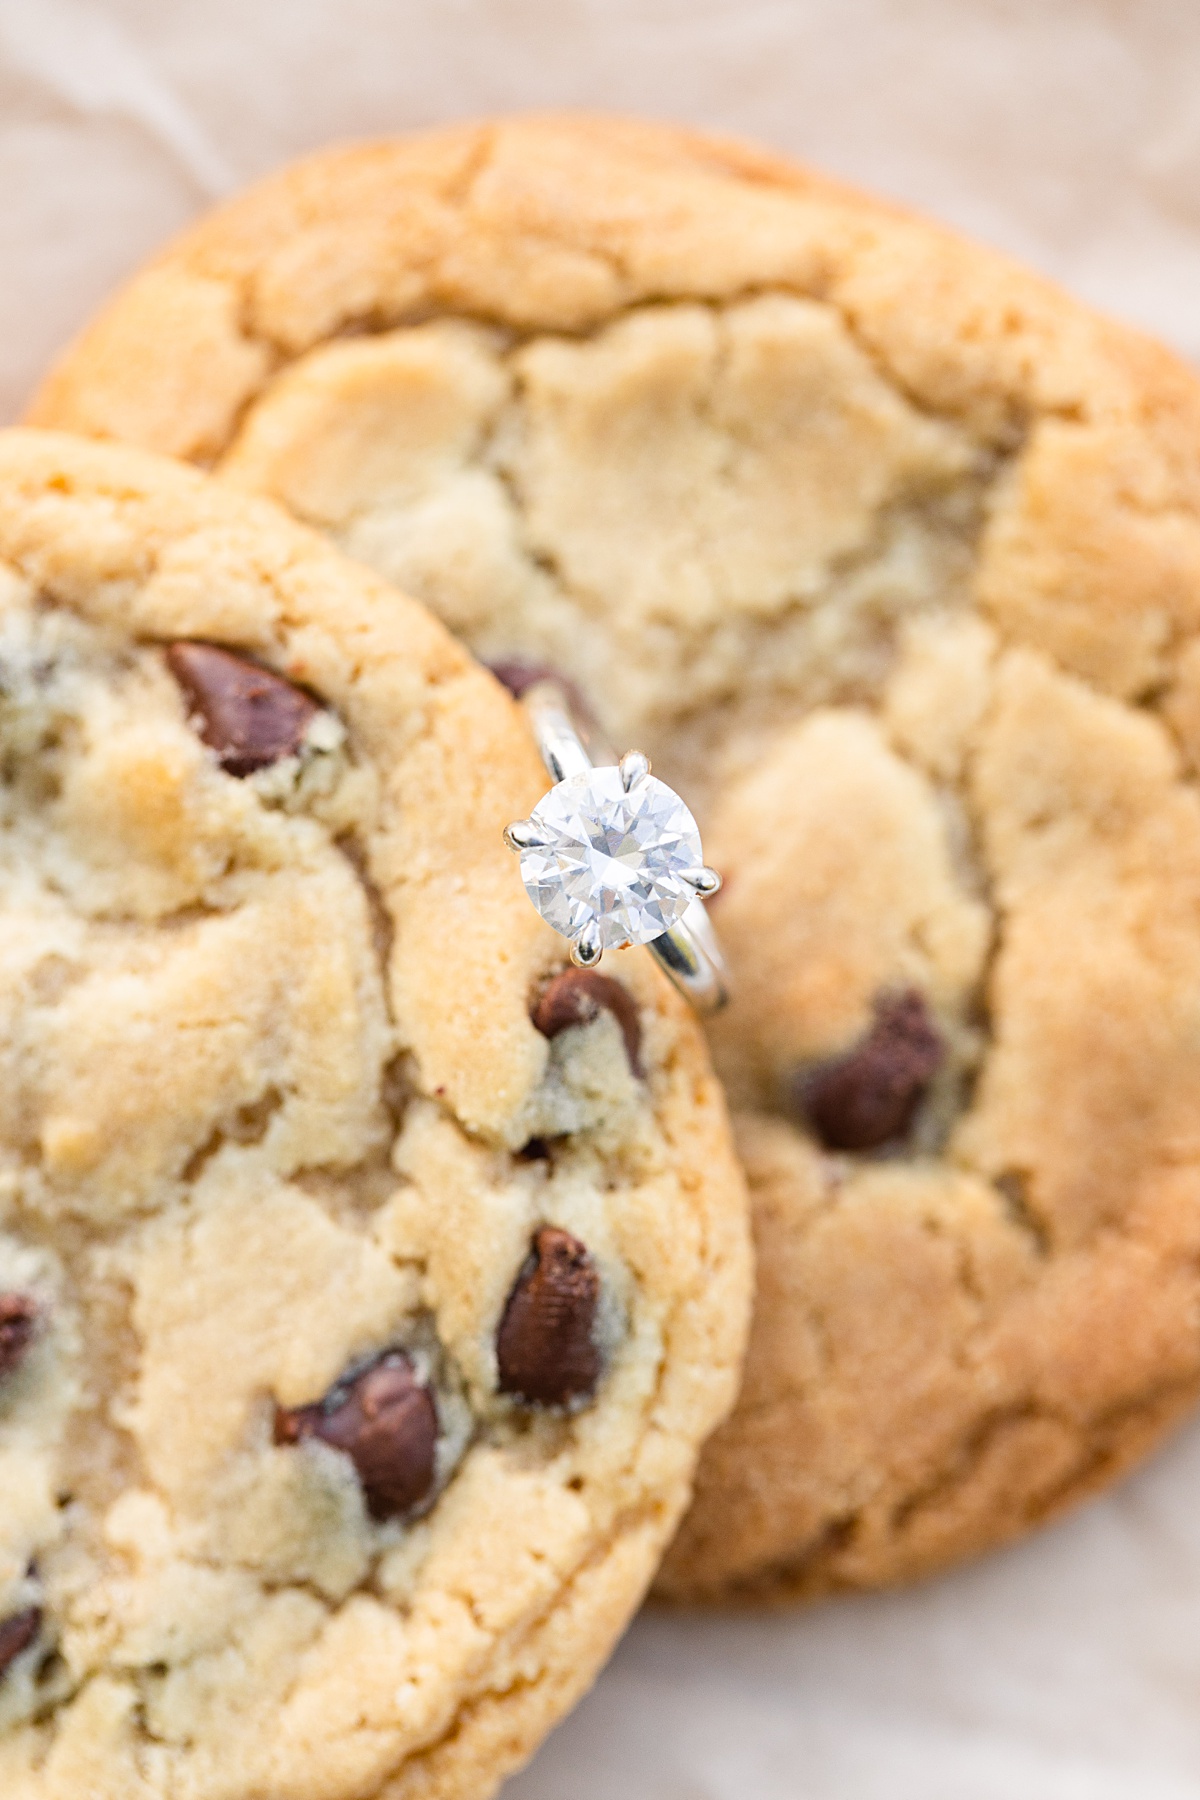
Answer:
[4, 2, 1200, 1794]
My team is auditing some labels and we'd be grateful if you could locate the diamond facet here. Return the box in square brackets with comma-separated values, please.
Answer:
[517, 765, 705, 948]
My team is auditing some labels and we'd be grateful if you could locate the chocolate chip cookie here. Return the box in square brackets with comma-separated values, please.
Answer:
[0, 428, 749, 1795]
[32, 114, 1200, 1603]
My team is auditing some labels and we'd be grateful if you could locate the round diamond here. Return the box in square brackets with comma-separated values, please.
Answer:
[519, 765, 704, 948]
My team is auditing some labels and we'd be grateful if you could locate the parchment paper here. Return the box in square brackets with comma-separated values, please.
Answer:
[4, 3, 1200, 1795]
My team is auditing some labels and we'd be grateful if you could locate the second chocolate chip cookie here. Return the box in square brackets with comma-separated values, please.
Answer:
[33, 115, 1200, 1602]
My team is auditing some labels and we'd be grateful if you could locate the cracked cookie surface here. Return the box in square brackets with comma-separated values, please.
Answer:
[31, 113, 1200, 1602]
[0, 429, 749, 1793]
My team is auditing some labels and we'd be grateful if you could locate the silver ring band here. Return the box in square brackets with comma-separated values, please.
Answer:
[505, 679, 729, 1015]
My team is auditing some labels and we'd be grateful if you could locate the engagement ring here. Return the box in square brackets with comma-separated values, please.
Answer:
[503, 677, 728, 1014]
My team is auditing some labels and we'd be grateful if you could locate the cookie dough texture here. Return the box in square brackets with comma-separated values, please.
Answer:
[0, 429, 749, 1797]
[31, 114, 1200, 1602]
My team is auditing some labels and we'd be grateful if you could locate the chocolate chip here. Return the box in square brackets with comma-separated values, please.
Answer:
[274, 1351, 438, 1521]
[487, 659, 567, 700]
[0, 1295, 38, 1381]
[797, 989, 944, 1152]
[497, 1226, 602, 1408]
[0, 1608, 40, 1680]
[488, 657, 599, 723]
[165, 642, 319, 777]
[532, 970, 643, 1078]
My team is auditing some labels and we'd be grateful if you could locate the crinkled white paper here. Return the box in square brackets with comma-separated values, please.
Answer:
[4, 3, 1200, 1795]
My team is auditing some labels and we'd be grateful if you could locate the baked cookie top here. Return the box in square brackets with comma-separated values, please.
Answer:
[0, 429, 749, 1796]
[31, 114, 1200, 1603]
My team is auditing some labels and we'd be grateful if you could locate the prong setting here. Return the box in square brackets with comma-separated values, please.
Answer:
[512, 762, 710, 955]
[504, 820, 545, 852]
[619, 750, 651, 793]
[682, 867, 722, 897]
[570, 923, 604, 967]
[507, 681, 729, 1011]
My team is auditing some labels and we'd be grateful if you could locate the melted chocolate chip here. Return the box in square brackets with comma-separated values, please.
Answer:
[797, 989, 944, 1152]
[0, 1608, 40, 1679]
[487, 657, 598, 722]
[0, 1295, 38, 1381]
[533, 970, 643, 1078]
[487, 659, 566, 700]
[274, 1351, 438, 1521]
[497, 1226, 602, 1408]
[165, 642, 319, 777]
